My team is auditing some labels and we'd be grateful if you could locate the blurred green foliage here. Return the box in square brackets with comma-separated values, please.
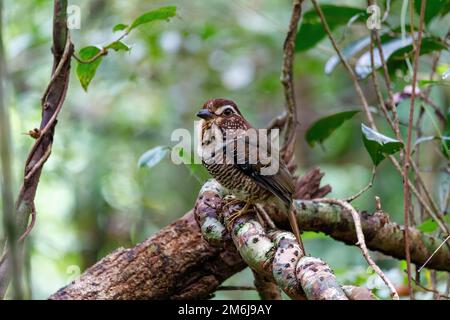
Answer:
[0, 0, 449, 299]
[305, 110, 360, 147]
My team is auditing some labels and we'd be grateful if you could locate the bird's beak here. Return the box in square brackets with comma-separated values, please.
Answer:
[196, 109, 214, 120]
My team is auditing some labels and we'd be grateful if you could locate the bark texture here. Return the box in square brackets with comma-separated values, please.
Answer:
[296, 257, 348, 300]
[50, 168, 329, 300]
[51, 211, 244, 300]
[49, 169, 450, 299]
[193, 179, 358, 300]
[292, 200, 450, 272]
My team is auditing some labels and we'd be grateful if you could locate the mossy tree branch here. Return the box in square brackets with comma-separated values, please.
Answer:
[49, 168, 448, 300]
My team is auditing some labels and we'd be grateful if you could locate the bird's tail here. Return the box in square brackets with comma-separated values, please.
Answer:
[288, 203, 306, 255]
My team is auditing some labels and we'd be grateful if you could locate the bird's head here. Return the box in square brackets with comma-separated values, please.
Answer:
[196, 98, 250, 131]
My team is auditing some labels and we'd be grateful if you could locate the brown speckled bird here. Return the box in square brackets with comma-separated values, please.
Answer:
[196, 98, 304, 252]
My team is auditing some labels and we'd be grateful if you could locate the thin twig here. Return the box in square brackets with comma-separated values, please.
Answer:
[25, 70, 70, 172]
[71, 47, 107, 64]
[375, 196, 382, 211]
[381, 0, 391, 22]
[418, 235, 450, 273]
[266, 112, 287, 131]
[25, 35, 72, 169]
[312, 0, 440, 249]
[24, 143, 52, 181]
[281, 0, 303, 155]
[369, 30, 398, 138]
[390, 156, 449, 235]
[403, 0, 427, 299]
[231, 0, 286, 32]
[311, 0, 376, 130]
[71, 27, 129, 65]
[410, 160, 449, 233]
[430, 270, 439, 300]
[312, 3, 447, 289]
[409, 0, 417, 52]
[317, 0, 444, 247]
[308, 8, 405, 297]
[373, 31, 401, 139]
[18, 206, 36, 243]
[423, 26, 450, 98]
[368, 0, 401, 140]
[280, 0, 306, 253]
[413, 92, 426, 252]
[417, 94, 446, 125]
[316, 198, 399, 300]
[410, 275, 450, 300]
[345, 166, 376, 203]
[41, 33, 73, 105]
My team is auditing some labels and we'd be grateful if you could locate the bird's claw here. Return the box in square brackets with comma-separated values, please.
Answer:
[225, 201, 251, 231]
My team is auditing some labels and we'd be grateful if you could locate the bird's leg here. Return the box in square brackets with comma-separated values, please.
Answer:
[222, 198, 242, 212]
[226, 201, 251, 231]
[255, 203, 276, 229]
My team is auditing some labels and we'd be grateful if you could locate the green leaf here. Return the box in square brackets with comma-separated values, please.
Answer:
[442, 142, 449, 160]
[138, 146, 170, 168]
[355, 37, 448, 79]
[361, 124, 404, 166]
[128, 6, 177, 31]
[106, 40, 130, 52]
[414, 0, 449, 24]
[389, 37, 448, 61]
[417, 219, 438, 233]
[418, 79, 450, 87]
[325, 36, 371, 74]
[76, 46, 103, 91]
[417, 216, 450, 233]
[176, 147, 210, 183]
[296, 5, 366, 52]
[412, 115, 449, 160]
[444, 110, 450, 157]
[113, 23, 128, 32]
[414, 111, 450, 159]
[306, 110, 360, 147]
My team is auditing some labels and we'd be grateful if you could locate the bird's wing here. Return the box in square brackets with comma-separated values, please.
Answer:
[224, 133, 294, 207]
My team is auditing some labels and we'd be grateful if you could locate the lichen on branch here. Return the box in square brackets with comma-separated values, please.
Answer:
[194, 179, 372, 300]
[49, 169, 446, 300]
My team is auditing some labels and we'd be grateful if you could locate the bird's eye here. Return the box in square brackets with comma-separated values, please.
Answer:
[223, 108, 233, 116]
